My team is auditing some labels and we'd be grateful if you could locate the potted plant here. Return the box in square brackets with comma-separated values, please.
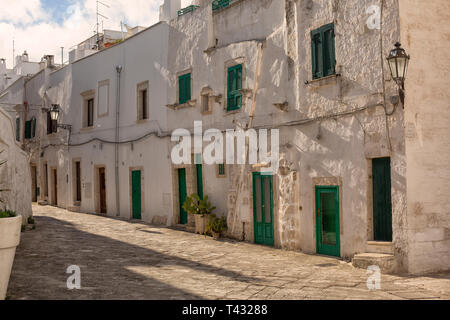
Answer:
[182, 194, 216, 234]
[206, 214, 228, 240]
[0, 210, 22, 300]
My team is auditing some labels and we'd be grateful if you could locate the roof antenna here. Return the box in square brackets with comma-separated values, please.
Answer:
[96, 0, 110, 48]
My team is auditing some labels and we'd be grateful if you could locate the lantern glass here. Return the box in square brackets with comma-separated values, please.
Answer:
[50, 105, 60, 121]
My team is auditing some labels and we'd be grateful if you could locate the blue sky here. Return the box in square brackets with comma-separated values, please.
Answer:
[41, 0, 76, 24]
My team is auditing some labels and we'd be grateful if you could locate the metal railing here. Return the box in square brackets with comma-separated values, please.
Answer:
[178, 5, 200, 16]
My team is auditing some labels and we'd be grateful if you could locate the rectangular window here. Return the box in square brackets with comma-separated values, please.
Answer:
[25, 120, 32, 139]
[98, 80, 109, 117]
[16, 117, 20, 141]
[142, 89, 148, 119]
[311, 23, 336, 80]
[87, 98, 94, 127]
[46, 112, 57, 135]
[178, 73, 191, 105]
[218, 164, 226, 177]
[227, 64, 243, 111]
[137, 82, 149, 121]
[31, 117, 36, 138]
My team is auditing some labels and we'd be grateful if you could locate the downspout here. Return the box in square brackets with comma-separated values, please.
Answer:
[115, 65, 122, 216]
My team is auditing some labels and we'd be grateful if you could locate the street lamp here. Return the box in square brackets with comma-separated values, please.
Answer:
[387, 42, 410, 105]
[50, 104, 72, 131]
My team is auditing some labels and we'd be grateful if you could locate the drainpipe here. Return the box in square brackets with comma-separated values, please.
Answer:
[115, 65, 122, 216]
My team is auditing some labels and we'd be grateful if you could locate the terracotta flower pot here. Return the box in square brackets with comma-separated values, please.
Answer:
[194, 214, 207, 234]
[0, 215, 22, 300]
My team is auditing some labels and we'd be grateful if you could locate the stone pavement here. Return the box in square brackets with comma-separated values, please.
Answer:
[7, 205, 450, 300]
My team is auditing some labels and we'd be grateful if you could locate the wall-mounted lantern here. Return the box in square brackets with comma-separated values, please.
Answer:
[387, 42, 410, 105]
[50, 104, 72, 131]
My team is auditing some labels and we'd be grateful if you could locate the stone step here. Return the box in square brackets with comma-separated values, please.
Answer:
[67, 206, 81, 213]
[366, 241, 394, 254]
[352, 253, 397, 274]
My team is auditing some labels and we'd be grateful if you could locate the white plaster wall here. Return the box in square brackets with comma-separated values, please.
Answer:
[399, 0, 450, 274]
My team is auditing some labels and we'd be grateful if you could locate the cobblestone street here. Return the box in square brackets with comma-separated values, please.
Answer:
[7, 205, 450, 300]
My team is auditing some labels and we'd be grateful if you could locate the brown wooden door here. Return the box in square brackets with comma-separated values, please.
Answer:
[99, 168, 107, 214]
[53, 169, 57, 206]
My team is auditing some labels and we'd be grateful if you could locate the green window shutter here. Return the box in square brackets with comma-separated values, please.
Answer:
[25, 120, 32, 139]
[16, 117, 20, 141]
[179, 73, 191, 105]
[323, 24, 335, 77]
[227, 64, 243, 111]
[31, 117, 36, 138]
[311, 29, 323, 79]
[311, 23, 335, 79]
[218, 164, 225, 176]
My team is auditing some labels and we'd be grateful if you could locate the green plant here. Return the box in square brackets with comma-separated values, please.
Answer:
[206, 214, 228, 234]
[21, 224, 26, 232]
[182, 194, 216, 217]
[0, 210, 16, 218]
[27, 216, 35, 225]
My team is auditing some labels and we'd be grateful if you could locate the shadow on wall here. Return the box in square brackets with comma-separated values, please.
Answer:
[8, 215, 261, 299]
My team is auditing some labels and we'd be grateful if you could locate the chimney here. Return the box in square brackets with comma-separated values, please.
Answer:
[0, 59, 6, 74]
[22, 51, 29, 62]
[159, 0, 181, 22]
[44, 55, 55, 68]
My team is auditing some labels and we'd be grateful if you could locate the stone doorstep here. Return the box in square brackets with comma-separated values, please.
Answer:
[366, 241, 394, 254]
[352, 253, 397, 274]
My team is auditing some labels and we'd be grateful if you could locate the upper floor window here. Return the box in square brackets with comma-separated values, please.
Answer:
[311, 23, 336, 80]
[178, 73, 191, 105]
[227, 64, 242, 111]
[97, 80, 109, 118]
[81, 90, 95, 129]
[16, 116, 20, 141]
[25, 117, 36, 139]
[86, 98, 94, 127]
[47, 112, 57, 135]
[137, 81, 149, 121]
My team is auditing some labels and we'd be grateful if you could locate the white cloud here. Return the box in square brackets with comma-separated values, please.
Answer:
[0, 0, 194, 68]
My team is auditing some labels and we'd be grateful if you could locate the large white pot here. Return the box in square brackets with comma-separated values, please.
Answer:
[0, 215, 22, 300]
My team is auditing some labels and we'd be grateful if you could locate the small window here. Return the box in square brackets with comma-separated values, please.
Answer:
[16, 116, 20, 141]
[178, 73, 191, 105]
[227, 64, 243, 111]
[25, 120, 32, 139]
[202, 94, 209, 113]
[83, 97, 95, 128]
[74, 161, 81, 202]
[311, 23, 336, 80]
[217, 164, 226, 177]
[31, 117, 36, 138]
[46, 112, 57, 135]
[137, 81, 149, 120]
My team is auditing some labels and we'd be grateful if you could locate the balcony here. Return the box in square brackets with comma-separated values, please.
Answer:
[212, 0, 234, 11]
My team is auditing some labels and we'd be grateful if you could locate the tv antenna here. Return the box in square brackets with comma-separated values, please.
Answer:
[96, 0, 110, 47]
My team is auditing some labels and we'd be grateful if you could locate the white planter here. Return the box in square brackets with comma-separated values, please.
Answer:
[194, 215, 206, 235]
[0, 215, 22, 300]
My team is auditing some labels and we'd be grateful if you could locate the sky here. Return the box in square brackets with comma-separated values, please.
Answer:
[0, 0, 193, 68]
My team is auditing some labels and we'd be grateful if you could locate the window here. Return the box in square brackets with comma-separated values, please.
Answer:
[200, 87, 213, 114]
[178, 73, 191, 105]
[218, 164, 226, 177]
[87, 98, 94, 127]
[16, 116, 20, 141]
[47, 112, 57, 135]
[24, 117, 36, 139]
[227, 64, 243, 111]
[311, 23, 336, 80]
[137, 81, 149, 120]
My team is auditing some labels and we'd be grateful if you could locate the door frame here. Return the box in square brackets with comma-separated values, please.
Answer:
[252, 172, 275, 247]
[177, 168, 188, 225]
[129, 167, 144, 220]
[50, 167, 57, 206]
[315, 185, 340, 257]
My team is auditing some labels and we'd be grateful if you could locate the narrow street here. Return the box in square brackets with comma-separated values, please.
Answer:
[7, 205, 450, 300]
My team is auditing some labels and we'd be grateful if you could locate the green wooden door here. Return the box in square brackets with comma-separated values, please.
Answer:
[372, 158, 392, 241]
[178, 168, 188, 225]
[131, 170, 142, 220]
[196, 164, 203, 199]
[253, 173, 274, 246]
[316, 186, 340, 257]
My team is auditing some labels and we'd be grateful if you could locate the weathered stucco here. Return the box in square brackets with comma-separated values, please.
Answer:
[399, 0, 450, 274]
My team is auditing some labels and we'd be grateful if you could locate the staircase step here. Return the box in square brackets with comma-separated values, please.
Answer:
[352, 253, 396, 274]
[366, 241, 394, 254]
